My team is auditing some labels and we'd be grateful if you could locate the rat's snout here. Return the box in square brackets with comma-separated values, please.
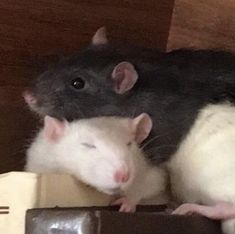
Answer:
[114, 168, 130, 183]
[23, 90, 37, 105]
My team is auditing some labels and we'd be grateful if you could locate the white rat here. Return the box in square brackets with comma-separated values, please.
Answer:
[25, 113, 167, 212]
[168, 103, 235, 234]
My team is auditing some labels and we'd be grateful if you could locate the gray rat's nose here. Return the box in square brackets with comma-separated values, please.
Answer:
[23, 90, 37, 105]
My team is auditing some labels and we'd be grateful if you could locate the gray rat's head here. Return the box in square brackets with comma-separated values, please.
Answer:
[24, 27, 140, 121]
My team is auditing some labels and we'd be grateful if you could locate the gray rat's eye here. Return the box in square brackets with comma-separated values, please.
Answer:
[81, 142, 96, 149]
[71, 78, 85, 89]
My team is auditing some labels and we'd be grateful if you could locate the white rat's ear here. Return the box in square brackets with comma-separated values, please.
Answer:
[43, 116, 67, 142]
[92, 26, 108, 45]
[111, 61, 138, 94]
[132, 113, 152, 144]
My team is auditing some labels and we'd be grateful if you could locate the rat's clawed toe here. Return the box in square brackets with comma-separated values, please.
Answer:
[172, 201, 235, 221]
[112, 197, 136, 213]
[172, 203, 197, 215]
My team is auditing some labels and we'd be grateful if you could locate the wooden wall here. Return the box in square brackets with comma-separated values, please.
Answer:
[0, 0, 174, 173]
[167, 0, 235, 52]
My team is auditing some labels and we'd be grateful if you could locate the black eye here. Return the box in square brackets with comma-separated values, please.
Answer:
[127, 142, 132, 147]
[71, 78, 85, 89]
[81, 143, 96, 149]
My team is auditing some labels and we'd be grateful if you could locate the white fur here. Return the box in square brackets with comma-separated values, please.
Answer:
[26, 116, 166, 206]
[168, 102, 235, 234]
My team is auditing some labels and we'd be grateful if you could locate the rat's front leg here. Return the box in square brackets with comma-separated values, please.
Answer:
[112, 197, 137, 212]
[172, 201, 235, 220]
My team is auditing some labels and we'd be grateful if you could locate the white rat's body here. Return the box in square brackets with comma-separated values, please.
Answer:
[26, 115, 166, 212]
[168, 103, 235, 234]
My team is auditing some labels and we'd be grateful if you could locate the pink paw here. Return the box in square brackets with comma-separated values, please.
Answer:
[112, 197, 136, 212]
[172, 201, 235, 220]
[172, 203, 198, 215]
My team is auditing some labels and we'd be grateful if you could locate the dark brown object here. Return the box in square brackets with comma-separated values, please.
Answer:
[167, 0, 235, 51]
[0, 206, 9, 214]
[26, 206, 222, 234]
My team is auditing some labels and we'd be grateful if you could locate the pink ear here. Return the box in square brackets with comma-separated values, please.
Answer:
[111, 62, 138, 94]
[92, 26, 108, 45]
[43, 116, 66, 142]
[132, 113, 152, 144]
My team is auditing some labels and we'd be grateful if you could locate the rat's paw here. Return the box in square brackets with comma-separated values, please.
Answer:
[172, 203, 197, 215]
[165, 201, 182, 213]
[172, 201, 235, 221]
[112, 197, 136, 213]
[222, 218, 235, 234]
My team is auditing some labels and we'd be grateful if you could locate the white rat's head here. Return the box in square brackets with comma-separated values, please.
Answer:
[42, 113, 152, 194]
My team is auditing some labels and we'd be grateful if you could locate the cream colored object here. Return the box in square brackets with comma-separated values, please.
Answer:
[0, 172, 168, 234]
[38, 173, 112, 207]
[0, 172, 39, 234]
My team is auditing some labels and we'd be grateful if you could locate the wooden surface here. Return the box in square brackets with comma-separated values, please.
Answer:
[0, 0, 174, 173]
[167, 0, 235, 52]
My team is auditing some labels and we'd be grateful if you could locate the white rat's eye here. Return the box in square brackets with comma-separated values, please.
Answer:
[127, 142, 132, 147]
[81, 143, 96, 149]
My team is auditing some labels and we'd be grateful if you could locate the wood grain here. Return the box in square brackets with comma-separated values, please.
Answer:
[167, 0, 235, 52]
[0, 0, 174, 172]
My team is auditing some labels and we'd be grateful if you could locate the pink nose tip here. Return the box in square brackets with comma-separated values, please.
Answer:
[114, 170, 130, 183]
[23, 91, 36, 104]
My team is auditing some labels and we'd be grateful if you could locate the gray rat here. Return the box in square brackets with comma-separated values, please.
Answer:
[167, 103, 235, 234]
[24, 27, 235, 164]
[25, 113, 167, 212]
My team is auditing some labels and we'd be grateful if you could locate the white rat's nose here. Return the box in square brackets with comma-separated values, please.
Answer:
[114, 168, 130, 183]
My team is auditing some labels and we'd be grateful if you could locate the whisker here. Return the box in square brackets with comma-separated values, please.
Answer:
[141, 132, 171, 150]
[147, 144, 176, 151]
[141, 135, 162, 150]
[144, 144, 176, 156]
[131, 108, 137, 118]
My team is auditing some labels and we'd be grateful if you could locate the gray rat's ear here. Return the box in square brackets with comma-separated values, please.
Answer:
[111, 62, 138, 94]
[133, 113, 152, 144]
[92, 26, 108, 45]
[43, 116, 67, 142]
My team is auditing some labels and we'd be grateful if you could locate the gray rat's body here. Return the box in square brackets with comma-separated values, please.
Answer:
[24, 28, 235, 164]
[25, 114, 167, 212]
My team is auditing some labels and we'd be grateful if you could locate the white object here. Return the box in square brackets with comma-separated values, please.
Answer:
[26, 114, 167, 212]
